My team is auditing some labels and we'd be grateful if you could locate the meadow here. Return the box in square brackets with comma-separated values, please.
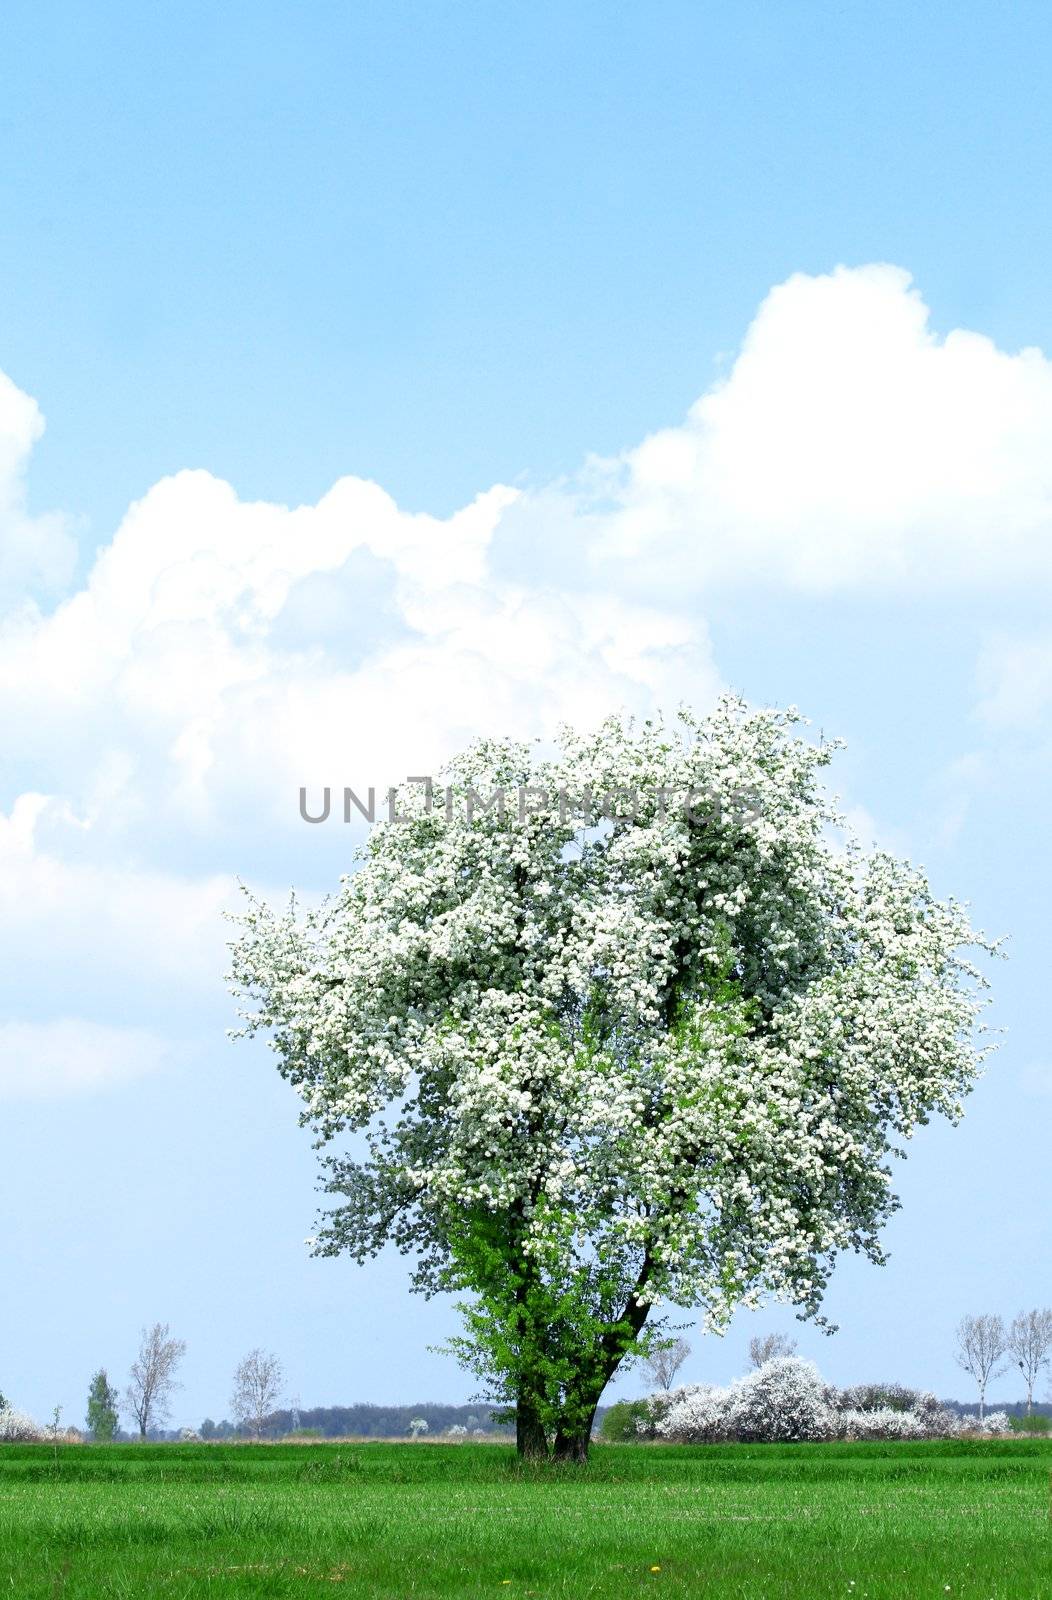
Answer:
[0, 1439, 1049, 1598]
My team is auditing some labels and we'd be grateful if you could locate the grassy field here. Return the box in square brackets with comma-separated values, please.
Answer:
[0, 1439, 1050, 1598]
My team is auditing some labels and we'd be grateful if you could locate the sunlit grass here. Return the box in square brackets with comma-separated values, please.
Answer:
[0, 1439, 1049, 1596]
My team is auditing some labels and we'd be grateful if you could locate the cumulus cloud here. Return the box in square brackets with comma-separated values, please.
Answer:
[8, 260, 1052, 1090]
[564, 263, 1052, 595]
[0, 466, 719, 860]
[0, 369, 76, 603]
[0, 1018, 172, 1099]
[0, 393, 719, 1057]
[12, 260, 1052, 873]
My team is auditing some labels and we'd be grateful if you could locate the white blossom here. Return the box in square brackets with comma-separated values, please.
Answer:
[229, 698, 996, 1430]
[837, 1407, 930, 1441]
[654, 1383, 733, 1444]
[0, 1405, 44, 1443]
[654, 1362, 997, 1444]
[726, 1357, 838, 1443]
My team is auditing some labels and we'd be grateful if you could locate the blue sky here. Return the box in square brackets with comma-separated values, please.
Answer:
[2, 1, 1052, 1429]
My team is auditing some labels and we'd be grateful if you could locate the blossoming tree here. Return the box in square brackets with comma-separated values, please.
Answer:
[229, 698, 993, 1461]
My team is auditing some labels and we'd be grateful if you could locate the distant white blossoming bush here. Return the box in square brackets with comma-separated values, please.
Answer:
[0, 1405, 44, 1443]
[654, 1384, 733, 1444]
[656, 1358, 837, 1443]
[652, 1361, 1004, 1445]
[931, 1406, 1013, 1440]
[976, 1410, 1010, 1436]
[838, 1407, 930, 1441]
[834, 1383, 957, 1441]
[727, 1358, 837, 1443]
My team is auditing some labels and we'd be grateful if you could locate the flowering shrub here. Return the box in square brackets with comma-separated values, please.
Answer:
[924, 1409, 1012, 1438]
[0, 1405, 44, 1443]
[650, 1361, 999, 1445]
[726, 1358, 837, 1443]
[655, 1359, 836, 1443]
[838, 1407, 931, 1441]
[655, 1384, 733, 1444]
[834, 1383, 956, 1440]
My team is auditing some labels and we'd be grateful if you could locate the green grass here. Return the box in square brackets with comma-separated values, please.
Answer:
[0, 1439, 1050, 1598]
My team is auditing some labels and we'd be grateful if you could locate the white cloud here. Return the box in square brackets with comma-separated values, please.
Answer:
[8, 260, 1052, 1091]
[572, 263, 1052, 594]
[0, 388, 719, 1077]
[11, 260, 1052, 871]
[0, 369, 76, 603]
[0, 1018, 172, 1099]
[0, 464, 719, 854]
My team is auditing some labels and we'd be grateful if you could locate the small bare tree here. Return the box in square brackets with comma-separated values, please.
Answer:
[748, 1332, 798, 1369]
[125, 1323, 186, 1440]
[954, 1313, 1008, 1420]
[1007, 1308, 1052, 1416]
[644, 1336, 692, 1391]
[231, 1349, 284, 1440]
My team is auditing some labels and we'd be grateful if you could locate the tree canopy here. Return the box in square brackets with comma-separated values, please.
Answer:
[230, 698, 994, 1459]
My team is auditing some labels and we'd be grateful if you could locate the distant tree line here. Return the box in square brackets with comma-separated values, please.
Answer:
[940, 1399, 1052, 1420]
[198, 1403, 512, 1440]
[5, 1310, 1051, 1445]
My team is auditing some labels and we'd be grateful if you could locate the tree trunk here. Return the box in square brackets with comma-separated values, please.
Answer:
[553, 1405, 599, 1463]
[513, 1248, 655, 1464]
[552, 1429, 591, 1463]
[515, 1392, 548, 1460]
[551, 1359, 615, 1464]
[560, 1262, 655, 1462]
